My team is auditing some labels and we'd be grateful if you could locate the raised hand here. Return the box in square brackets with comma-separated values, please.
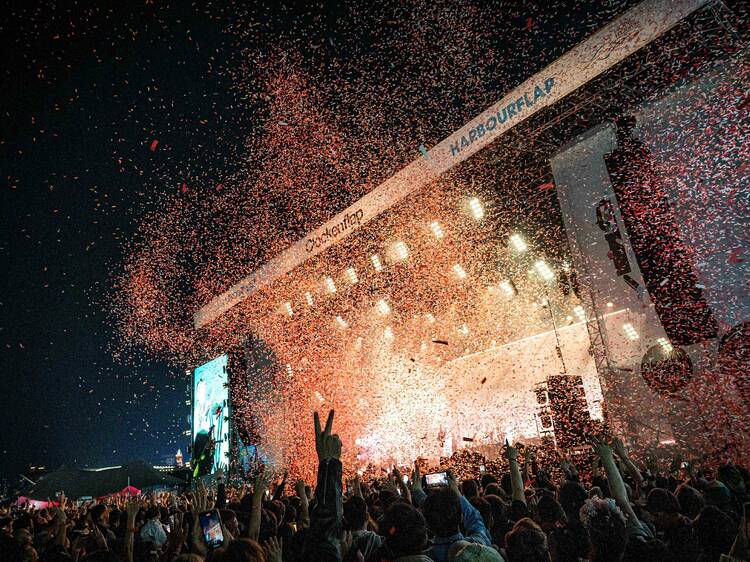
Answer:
[314, 409, 341, 461]
[265, 536, 283, 562]
[504, 440, 518, 462]
[412, 461, 422, 491]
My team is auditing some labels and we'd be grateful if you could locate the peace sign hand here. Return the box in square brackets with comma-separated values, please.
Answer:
[314, 409, 342, 461]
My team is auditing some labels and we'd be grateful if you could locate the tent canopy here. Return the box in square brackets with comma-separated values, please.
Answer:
[29, 461, 183, 500]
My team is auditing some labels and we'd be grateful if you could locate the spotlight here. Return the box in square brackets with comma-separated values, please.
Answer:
[573, 305, 585, 321]
[499, 279, 517, 297]
[393, 241, 409, 260]
[283, 302, 293, 317]
[377, 299, 391, 315]
[657, 337, 673, 353]
[430, 221, 444, 239]
[534, 260, 555, 281]
[305, 291, 314, 306]
[325, 276, 337, 293]
[346, 267, 358, 284]
[453, 264, 467, 280]
[384, 326, 394, 340]
[335, 315, 348, 329]
[371, 254, 383, 272]
[509, 233, 528, 252]
[459, 324, 470, 335]
[469, 198, 484, 220]
[623, 323, 639, 340]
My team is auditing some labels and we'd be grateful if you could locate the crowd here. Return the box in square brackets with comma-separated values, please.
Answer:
[1, 409, 748, 562]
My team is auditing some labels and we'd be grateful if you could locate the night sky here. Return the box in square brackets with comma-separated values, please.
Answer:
[2, 0, 707, 483]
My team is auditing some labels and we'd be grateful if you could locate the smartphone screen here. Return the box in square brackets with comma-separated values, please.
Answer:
[479, 465, 486, 474]
[199, 510, 224, 549]
[402, 475, 409, 484]
[423, 472, 449, 487]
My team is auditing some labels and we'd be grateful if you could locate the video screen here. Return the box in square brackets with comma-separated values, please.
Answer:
[192, 354, 229, 475]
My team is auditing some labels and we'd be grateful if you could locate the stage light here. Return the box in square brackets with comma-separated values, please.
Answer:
[346, 267, 358, 284]
[371, 253, 383, 271]
[534, 260, 555, 281]
[325, 276, 337, 293]
[469, 197, 484, 220]
[377, 299, 391, 315]
[573, 305, 586, 321]
[283, 302, 293, 317]
[499, 279, 516, 297]
[623, 322, 639, 340]
[453, 264, 467, 280]
[393, 241, 409, 260]
[657, 337, 673, 353]
[384, 326, 394, 340]
[459, 323, 470, 335]
[607, 302, 614, 308]
[335, 315, 348, 329]
[430, 221, 444, 239]
[305, 291, 314, 306]
[509, 233, 527, 252]
[426, 313, 435, 323]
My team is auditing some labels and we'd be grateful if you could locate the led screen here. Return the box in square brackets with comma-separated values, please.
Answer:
[192, 354, 229, 475]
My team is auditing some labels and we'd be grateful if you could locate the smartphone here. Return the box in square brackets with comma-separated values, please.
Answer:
[680, 462, 688, 469]
[479, 465, 486, 475]
[198, 510, 224, 549]
[423, 472, 449, 488]
[402, 475, 409, 484]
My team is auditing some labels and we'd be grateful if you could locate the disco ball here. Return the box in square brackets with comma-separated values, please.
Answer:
[640, 344, 693, 397]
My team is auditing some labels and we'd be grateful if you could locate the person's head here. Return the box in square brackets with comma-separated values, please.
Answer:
[536, 494, 566, 532]
[462, 480, 479, 499]
[90, 505, 109, 525]
[588, 486, 603, 500]
[143, 507, 160, 522]
[557, 480, 587, 522]
[220, 509, 239, 537]
[379, 502, 427, 558]
[469, 496, 494, 530]
[423, 488, 462, 538]
[717, 463, 745, 493]
[481, 474, 498, 489]
[484, 495, 509, 530]
[505, 518, 550, 562]
[645, 488, 680, 529]
[548, 519, 590, 562]
[12, 515, 33, 534]
[448, 540, 504, 562]
[693, 505, 736, 558]
[343, 496, 369, 531]
[674, 484, 704, 519]
[579, 498, 628, 562]
[212, 538, 266, 562]
[500, 473, 512, 497]
[484, 483, 504, 498]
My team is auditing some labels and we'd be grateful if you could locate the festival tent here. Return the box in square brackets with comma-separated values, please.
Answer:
[98, 485, 141, 500]
[27, 461, 183, 500]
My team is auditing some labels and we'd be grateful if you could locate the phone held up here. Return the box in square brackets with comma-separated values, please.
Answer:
[423, 471, 449, 488]
[199, 509, 224, 550]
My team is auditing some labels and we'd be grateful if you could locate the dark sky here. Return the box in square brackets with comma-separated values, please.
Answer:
[0, 1, 251, 481]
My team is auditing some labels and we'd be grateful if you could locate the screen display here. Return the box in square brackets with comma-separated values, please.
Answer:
[424, 472, 449, 487]
[198, 510, 224, 549]
[192, 354, 229, 475]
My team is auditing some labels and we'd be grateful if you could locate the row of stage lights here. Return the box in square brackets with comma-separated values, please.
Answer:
[280, 198, 537, 315]
[276, 197, 581, 340]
